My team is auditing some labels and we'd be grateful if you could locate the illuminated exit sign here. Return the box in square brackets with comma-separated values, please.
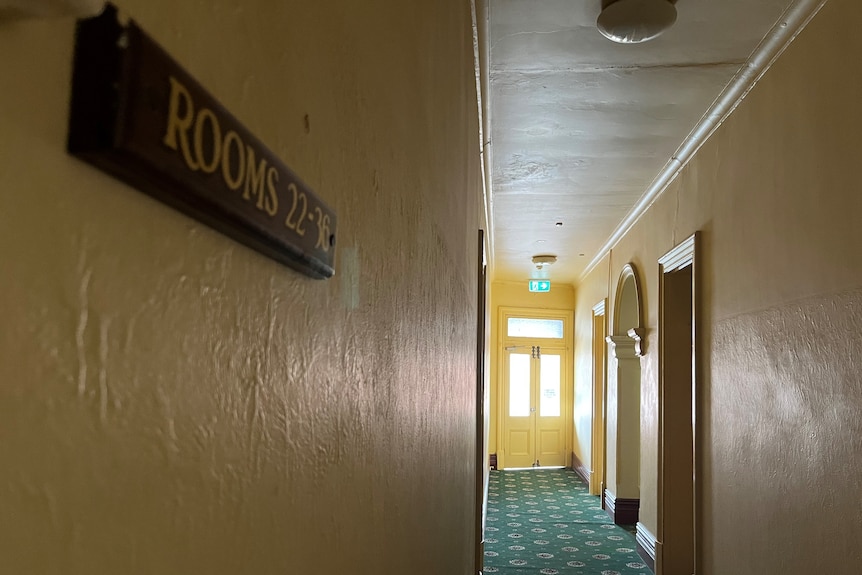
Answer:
[529, 280, 551, 293]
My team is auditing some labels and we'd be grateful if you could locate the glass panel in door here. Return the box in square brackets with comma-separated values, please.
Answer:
[539, 354, 561, 417]
[507, 318, 564, 339]
[536, 348, 566, 467]
[509, 353, 531, 417]
[504, 351, 535, 468]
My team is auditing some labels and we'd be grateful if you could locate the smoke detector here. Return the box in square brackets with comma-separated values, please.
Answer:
[597, 0, 677, 44]
[532, 255, 558, 270]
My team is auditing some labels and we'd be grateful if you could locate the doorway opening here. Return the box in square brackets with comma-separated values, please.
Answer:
[590, 300, 607, 497]
[657, 233, 699, 575]
[499, 309, 571, 470]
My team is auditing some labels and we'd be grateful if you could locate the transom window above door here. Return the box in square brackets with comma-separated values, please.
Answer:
[506, 317, 564, 339]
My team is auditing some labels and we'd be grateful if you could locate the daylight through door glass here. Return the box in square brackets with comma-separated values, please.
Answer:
[507, 318, 564, 339]
[509, 353, 531, 417]
[540, 354, 561, 417]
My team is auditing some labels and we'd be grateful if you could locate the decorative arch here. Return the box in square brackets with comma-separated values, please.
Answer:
[613, 263, 645, 355]
[603, 262, 645, 525]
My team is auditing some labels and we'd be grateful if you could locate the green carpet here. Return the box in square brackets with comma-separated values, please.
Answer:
[483, 469, 651, 575]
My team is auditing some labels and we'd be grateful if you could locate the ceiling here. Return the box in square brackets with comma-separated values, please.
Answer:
[485, 0, 798, 284]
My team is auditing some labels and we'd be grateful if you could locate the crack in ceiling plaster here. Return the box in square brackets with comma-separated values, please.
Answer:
[489, 27, 590, 53]
[486, 0, 805, 282]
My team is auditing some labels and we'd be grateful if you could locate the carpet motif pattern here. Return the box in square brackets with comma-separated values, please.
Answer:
[484, 469, 651, 575]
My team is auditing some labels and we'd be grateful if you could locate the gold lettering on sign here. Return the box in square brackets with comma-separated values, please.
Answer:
[313, 207, 331, 251]
[221, 130, 245, 190]
[162, 75, 283, 218]
[265, 166, 279, 216]
[194, 107, 221, 173]
[243, 147, 267, 209]
[161, 76, 328, 251]
[284, 182, 306, 236]
[163, 77, 199, 170]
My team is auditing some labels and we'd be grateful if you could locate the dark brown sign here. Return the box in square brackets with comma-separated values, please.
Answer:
[68, 4, 336, 279]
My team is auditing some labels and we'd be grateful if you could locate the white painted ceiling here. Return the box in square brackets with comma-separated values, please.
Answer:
[486, 0, 796, 284]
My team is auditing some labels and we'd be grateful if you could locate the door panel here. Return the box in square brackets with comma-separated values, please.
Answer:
[503, 346, 567, 468]
[536, 348, 566, 466]
[538, 429, 561, 454]
[509, 430, 532, 457]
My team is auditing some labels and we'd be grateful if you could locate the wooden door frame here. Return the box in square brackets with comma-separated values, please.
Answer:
[591, 299, 608, 497]
[474, 230, 488, 575]
[656, 232, 700, 575]
[497, 307, 572, 470]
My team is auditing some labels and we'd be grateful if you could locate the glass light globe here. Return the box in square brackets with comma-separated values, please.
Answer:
[597, 0, 678, 44]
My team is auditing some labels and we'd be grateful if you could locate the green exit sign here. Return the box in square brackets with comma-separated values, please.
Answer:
[529, 280, 551, 293]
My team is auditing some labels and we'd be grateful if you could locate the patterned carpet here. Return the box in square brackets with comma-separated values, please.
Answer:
[484, 469, 652, 575]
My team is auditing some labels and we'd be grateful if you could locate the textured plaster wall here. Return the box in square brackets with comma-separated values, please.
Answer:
[488, 281, 574, 458]
[573, 0, 862, 570]
[571, 256, 607, 477]
[0, 1, 481, 573]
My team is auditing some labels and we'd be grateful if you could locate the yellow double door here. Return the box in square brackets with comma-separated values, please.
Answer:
[503, 345, 567, 468]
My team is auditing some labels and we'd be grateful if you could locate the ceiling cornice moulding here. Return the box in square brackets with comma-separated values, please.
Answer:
[581, 0, 829, 282]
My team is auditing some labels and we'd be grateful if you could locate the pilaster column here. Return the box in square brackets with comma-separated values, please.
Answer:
[605, 330, 644, 504]
[606, 333, 642, 360]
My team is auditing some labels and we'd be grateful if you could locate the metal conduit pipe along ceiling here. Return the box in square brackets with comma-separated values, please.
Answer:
[480, 0, 830, 284]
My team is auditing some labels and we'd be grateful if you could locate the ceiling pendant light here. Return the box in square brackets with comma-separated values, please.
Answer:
[597, 0, 677, 44]
[532, 255, 558, 271]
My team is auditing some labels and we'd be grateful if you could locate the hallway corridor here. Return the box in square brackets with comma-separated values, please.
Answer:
[484, 469, 650, 575]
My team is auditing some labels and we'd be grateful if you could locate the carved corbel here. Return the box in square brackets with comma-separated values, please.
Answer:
[606, 335, 636, 360]
[627, 327, 646, 357]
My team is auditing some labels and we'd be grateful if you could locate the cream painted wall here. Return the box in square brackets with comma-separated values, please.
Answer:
[0, 1, 482, 573]
[574, 0, 862, 571]
[488, 281, 574, 459]
[571, 256, 607, 484]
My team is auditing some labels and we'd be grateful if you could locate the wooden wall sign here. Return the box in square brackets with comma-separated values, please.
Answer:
[67, 4, 336, 279]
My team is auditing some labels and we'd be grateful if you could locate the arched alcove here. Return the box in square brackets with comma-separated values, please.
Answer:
[614, 267, 641, 337]
[604, 263, 644, 525]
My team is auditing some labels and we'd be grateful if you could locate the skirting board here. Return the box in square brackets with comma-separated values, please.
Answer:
[636, 522, 656, 572]
[571, 451, 591, 486]
[604, 490, 639, 525]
